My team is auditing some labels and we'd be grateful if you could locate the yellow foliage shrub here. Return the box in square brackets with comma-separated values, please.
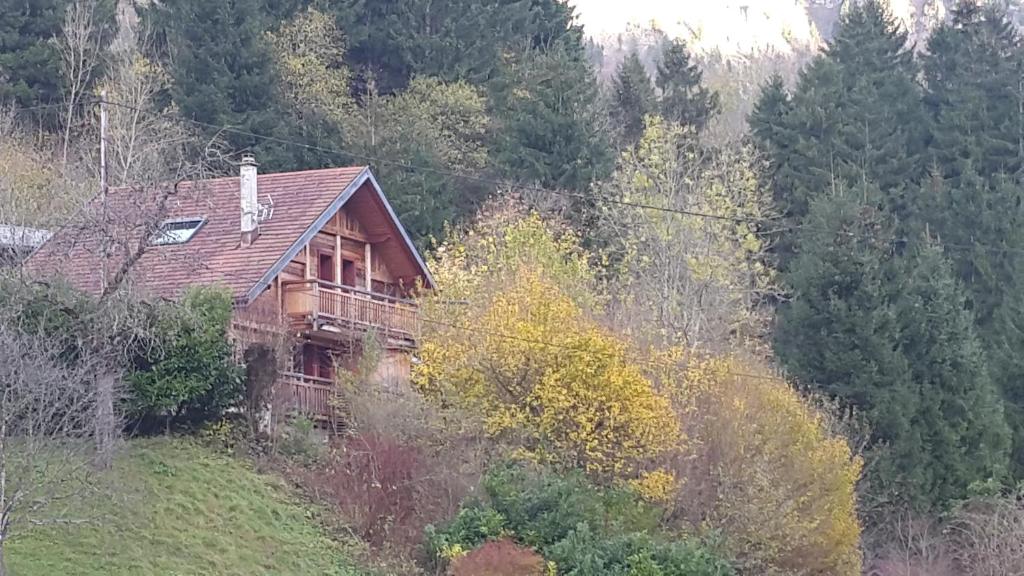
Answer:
[664, 356, 863, 576]
[628, 469, 679, 504]
[416, 268, 679, 479]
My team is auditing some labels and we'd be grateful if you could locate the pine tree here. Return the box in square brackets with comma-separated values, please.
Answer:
[612, 52, 655, 145]
[0, 0, 69, 108]
[776, 194, 1011, 509]
[655, 39, 719, 132]
[920, 2, 1024, 323]
[145, 0, 330, 171]
[887, 238, 1010, 506]
[921, 2, 1024, 475]
[923, 1, 1024, 184]
[336, 0, 582, 95]
[489, 43, 612, 195]
[0, 0, 115, 122]
[751, 0, 927, 270]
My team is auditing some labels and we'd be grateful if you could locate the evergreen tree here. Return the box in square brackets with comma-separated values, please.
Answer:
[336, 0, 582, 95]
[489, 43, 612, 195]
[0, 0, 115, 123]
[991, 259, 1024, 471]
[922, 2, 1024, 474]
[920, 2, 1024, 325]
[751, 0, 927, 270]
[612, 52, 655, 145]
[0, 0, 69, 107]
[776, 194, 1011, 509]
[655, 39, 719, 132]
[887, 239, 1010, 506]
[146, 0, 331, 171]
[749, 73, 803, 263]
[923, 1, 1024, 184]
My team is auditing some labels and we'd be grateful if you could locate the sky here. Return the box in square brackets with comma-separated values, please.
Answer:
[568, 0, 823, 55]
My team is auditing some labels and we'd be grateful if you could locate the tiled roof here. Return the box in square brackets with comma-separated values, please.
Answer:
[25, 166, 379, 301]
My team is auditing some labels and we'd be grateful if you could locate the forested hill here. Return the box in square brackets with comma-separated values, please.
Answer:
[6, 0, 1024, 574]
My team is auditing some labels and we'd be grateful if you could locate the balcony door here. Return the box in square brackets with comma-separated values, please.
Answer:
[299, 343, 334, 382]
[318, 252, 334, 283]
[342, 259, 356, 287]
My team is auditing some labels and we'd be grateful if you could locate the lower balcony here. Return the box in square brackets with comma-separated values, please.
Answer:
[281, 279, 419, 348]
[278, 371, 347, 427]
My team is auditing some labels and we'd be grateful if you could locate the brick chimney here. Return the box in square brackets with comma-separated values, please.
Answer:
[240, 154, 259, 246]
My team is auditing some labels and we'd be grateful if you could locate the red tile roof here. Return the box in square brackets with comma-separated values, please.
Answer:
[25, 166, 430, 301]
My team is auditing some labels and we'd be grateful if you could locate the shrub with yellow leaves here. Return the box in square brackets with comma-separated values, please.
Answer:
[628, 469, 679, 504]
[416, 202, 678, 480]
[662, 355, 863, 576]
[416, 267, 679, 479]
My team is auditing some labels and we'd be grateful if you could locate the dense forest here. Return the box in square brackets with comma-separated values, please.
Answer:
[4, 0, 1024, 574]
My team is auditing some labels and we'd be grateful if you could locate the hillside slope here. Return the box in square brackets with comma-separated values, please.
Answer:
[8, 438, 366, 576]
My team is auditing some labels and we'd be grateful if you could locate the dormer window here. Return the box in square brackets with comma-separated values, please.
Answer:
[151, 218, 205, 245]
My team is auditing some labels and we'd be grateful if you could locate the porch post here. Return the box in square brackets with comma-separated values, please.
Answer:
[335, 234, 342, 285]
[364, 242, 372, 290]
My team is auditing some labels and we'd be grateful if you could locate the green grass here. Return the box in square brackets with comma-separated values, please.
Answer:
[7, 437, 368, 576]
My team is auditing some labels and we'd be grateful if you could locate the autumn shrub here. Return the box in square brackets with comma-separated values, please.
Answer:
[291, 432, 438, 551]
[416, 266, 679, 480]
[450, 539, 547, 576]
[661, 355, 863, 576]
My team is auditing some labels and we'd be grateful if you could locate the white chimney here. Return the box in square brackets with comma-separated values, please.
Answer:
[240, 154, 259, 246]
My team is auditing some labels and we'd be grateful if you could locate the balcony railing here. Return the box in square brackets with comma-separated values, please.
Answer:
[279, 371, 344, 420]
[282, 279, 419, 340]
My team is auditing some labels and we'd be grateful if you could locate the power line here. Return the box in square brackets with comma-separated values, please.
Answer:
[89, 98, 1024, 259]
[20, 96, 1024, 261]
[5, 102, 70, 113]
[93, 97, 768, 225]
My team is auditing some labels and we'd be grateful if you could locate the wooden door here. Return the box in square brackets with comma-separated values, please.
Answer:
[318, 252, 334, 283]
[342, 259, 356, 287]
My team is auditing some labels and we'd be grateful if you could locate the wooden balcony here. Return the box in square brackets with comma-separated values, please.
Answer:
[278, 371, 347, 426]
[281, 279, 419, 347]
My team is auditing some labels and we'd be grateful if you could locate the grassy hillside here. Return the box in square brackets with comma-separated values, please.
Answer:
[8, 438, 367, 576]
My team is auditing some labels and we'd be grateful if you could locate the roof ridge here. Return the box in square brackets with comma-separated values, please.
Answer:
[105, 165, 370, 194]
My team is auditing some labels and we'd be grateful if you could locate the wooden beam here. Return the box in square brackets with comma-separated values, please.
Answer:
[304, 244, 311, 279]
[276, 274, 283, 321]
[364, 242, 372, 290]
[335, 234, 342, 284]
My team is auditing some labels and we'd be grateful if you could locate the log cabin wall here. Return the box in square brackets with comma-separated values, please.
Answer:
[275, 207, 405, 296]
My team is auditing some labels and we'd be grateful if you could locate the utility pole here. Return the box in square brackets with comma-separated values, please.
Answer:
[99, 90, 108, 200]
[99, 90, 109, 295]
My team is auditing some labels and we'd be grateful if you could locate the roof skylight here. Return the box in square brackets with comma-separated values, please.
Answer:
[151, 218, 205, 246]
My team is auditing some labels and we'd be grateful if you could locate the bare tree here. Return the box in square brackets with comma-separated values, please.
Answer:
[98, 26, 191, 187]
[591, 118, 778, 351]
[947, 494, 1024, 576]
[56, 0, 105, 167]
[0, 320, 120, 576]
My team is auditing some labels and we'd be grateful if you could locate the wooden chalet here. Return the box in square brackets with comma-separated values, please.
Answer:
[25, 156, 434, 428]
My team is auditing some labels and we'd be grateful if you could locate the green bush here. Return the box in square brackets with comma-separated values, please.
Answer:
[425, 504, 508, 563]
[483, 465, 660, 548]
[548, 523, 734, 576]
[429, 464, 734, 575]
[128, 286, 243, 431]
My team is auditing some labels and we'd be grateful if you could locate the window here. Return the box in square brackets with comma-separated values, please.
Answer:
[151, 218, 205, 245]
